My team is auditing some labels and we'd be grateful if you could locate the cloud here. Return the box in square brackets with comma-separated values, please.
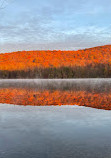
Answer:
[0, 25, 111, 53]
[0, 0, 111, 53]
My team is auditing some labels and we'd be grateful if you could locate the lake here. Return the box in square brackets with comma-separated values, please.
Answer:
[0, 79, 111, 158]
[0, 79, 111, 109]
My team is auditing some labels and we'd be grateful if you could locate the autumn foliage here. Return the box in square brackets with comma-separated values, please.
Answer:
[0, 88, 111, 110]
[0, 45, 111, 72]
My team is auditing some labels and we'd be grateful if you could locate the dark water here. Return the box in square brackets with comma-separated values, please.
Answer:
[0, 79, 111, 158]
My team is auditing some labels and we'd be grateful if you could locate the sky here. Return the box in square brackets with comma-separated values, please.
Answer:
[0, 0, 111, 53]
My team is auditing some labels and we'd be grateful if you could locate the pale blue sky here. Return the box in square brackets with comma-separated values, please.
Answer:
[0, 0, 111, 53]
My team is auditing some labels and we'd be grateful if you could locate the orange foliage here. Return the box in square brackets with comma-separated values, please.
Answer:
[0, 88, 111, 110]
[0, 45, 111, 71]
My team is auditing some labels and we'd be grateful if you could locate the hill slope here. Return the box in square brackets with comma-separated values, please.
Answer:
[0, 45, 111, 78]
[0, 45, 111, 71]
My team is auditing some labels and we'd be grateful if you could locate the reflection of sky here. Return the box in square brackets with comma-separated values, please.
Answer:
[0, 104, 111, 157]
[0, 0, 111, 53]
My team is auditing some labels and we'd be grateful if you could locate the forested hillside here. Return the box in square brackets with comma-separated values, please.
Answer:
[0, 45, 111, 78]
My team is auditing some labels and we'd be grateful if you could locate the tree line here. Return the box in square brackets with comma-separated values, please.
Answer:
[0, 63, 111, 78]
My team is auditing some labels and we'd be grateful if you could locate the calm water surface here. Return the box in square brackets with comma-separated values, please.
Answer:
[0, 79, 111, 109]
[0, 79, 111, 158]
[0, 104, 111, 158]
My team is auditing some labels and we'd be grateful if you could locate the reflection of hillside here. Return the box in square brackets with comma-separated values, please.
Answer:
[0, 88, 111, 110]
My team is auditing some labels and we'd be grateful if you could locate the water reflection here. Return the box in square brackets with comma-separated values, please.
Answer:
[0, 79, 111, 110]
[1, 104, 111, 158]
